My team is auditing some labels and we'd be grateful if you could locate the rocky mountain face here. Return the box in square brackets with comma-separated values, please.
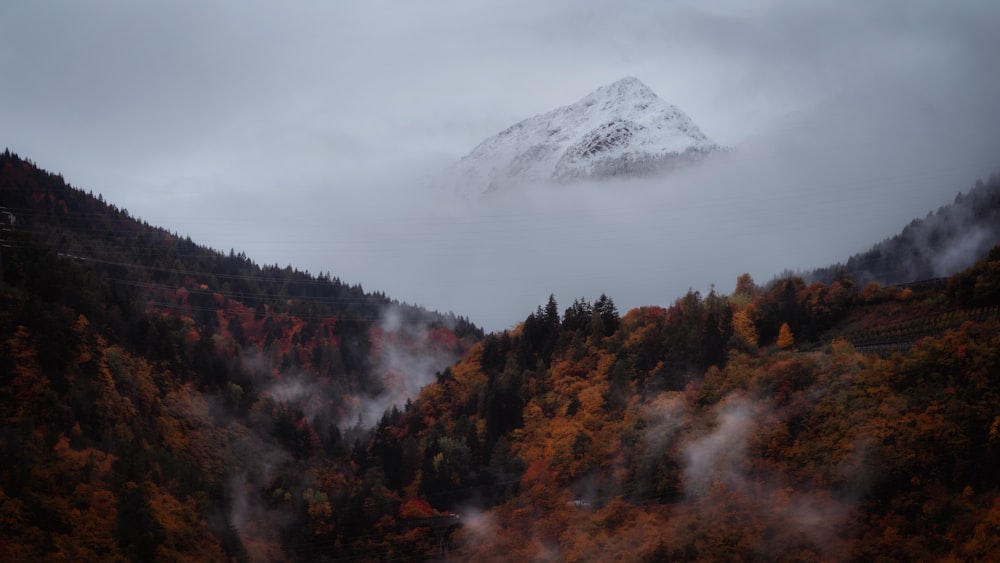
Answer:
[447, 77, 719, 194]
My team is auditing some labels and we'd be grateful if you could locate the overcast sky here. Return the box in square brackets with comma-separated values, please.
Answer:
[3, 1, 1000, 330]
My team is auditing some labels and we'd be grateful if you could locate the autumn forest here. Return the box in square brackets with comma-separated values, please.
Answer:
[2, 150, 1000, 561]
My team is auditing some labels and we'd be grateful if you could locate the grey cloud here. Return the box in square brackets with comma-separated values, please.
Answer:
[3, 1, 999, 331]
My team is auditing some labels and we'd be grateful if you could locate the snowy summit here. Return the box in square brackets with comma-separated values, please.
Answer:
[447, 77, 718, 194]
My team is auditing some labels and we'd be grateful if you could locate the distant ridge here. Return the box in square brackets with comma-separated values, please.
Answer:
[808, 175, 1000, 285]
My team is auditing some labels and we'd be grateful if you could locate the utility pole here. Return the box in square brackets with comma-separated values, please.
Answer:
[0, 207, 14, 289]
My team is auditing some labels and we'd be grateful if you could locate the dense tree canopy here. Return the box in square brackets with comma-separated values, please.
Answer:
[2, 151, 999, 560]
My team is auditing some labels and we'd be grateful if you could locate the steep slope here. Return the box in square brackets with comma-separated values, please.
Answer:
[367, 251, 1000, 561]
[5, 148, 1000, 561]
[0, 150, 481, 560]
[447, 77, 718, 194]
[809, 174, 1000, 285]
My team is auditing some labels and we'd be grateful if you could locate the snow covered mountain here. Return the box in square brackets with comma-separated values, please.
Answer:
[447, 77, 718, 194]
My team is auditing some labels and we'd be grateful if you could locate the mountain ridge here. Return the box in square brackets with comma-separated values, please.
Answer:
[807, 175, 1000, 286]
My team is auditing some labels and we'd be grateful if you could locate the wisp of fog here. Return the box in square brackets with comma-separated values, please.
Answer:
[285, 78, 999, 332]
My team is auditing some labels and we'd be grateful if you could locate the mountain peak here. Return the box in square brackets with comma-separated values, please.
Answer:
[596, 76, 656, 98]
[612, 75, 644, 87]
[574, 77, 660, 112]
[447, 77, 718, 194]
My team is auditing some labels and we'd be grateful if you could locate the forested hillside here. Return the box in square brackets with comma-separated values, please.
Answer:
[2, 151, 999, 561]
[394, 253, 1000, 561]
[0, 152, 480, 560]
[810, 174, 1000, 286]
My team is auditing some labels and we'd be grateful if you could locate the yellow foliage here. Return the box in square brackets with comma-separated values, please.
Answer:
[731, 309, 759, 347]
[863, 281, 885, 302]
[777, 323, 795, 349]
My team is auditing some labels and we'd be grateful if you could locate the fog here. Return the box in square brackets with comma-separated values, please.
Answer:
[350, 304, 467, 426]
[196, 88, 996, 332]
[3, 1, 999, 331]
[677, 393, 856, 558]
